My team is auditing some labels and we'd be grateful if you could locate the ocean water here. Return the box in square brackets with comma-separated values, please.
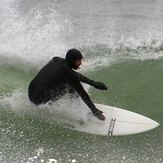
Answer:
[0, 0, 163, 162]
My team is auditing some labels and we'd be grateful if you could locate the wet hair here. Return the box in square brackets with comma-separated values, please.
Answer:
[65, 49, 83, 69]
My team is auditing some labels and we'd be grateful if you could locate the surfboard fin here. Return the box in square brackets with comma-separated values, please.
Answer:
[108, 118, 116, 136]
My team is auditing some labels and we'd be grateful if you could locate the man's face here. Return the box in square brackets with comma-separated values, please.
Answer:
[75, 59, 82, 69]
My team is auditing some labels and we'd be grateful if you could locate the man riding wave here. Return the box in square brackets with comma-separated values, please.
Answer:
[28, 49, 107, 120]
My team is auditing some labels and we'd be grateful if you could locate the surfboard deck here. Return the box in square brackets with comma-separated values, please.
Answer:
[69, 103, 159, 136]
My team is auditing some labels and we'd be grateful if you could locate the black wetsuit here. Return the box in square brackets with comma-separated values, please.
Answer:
[28, 57, 96, 110]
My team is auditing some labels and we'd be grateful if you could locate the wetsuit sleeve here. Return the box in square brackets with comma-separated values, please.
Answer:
[75, 83, 96, 110]
[75, 72, 94, 85]
[76, 72, 108, 90]
[69, 73, 96, 111]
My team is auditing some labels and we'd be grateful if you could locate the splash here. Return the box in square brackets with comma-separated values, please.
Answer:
[0, 89, 90, 128]
[0, 0, 72, 69]
[1, 0, 163, 72]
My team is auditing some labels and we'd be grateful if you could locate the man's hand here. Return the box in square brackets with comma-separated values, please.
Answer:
[91, 107, 106, 121]
[93, 82, 107, 90]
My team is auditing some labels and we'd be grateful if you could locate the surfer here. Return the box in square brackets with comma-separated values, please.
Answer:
[28, 49, 107, 121]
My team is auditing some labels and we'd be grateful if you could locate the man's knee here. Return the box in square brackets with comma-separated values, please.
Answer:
[69, 88, 79, 98]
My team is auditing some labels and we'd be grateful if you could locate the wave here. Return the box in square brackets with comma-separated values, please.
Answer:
[1, 1, 163, 162]
[1, 0, 163, 77]
[81, 42, 163, 70]
[1, 0, 163, 72]
[1, 40, 163, 74]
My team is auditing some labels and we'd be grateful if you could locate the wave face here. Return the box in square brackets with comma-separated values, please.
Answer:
[0, 0, 163, 162]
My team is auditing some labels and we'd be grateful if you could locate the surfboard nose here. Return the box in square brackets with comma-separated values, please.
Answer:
[73, 103, 160, 136]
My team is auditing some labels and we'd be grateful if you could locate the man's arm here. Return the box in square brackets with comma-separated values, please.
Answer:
[76, 72, 108, 90]
[70, 73, 105, 121]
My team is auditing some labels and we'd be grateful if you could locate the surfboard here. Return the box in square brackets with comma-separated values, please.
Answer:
[69, 103, 159, 136]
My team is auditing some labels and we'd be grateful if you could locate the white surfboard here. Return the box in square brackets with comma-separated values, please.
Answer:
[69, 103, 159, 136]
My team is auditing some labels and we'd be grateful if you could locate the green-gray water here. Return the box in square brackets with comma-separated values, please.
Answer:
[0, 0, 162, 162]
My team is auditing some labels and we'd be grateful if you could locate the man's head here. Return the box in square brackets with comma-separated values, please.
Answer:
[65, 49, 83, 70]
